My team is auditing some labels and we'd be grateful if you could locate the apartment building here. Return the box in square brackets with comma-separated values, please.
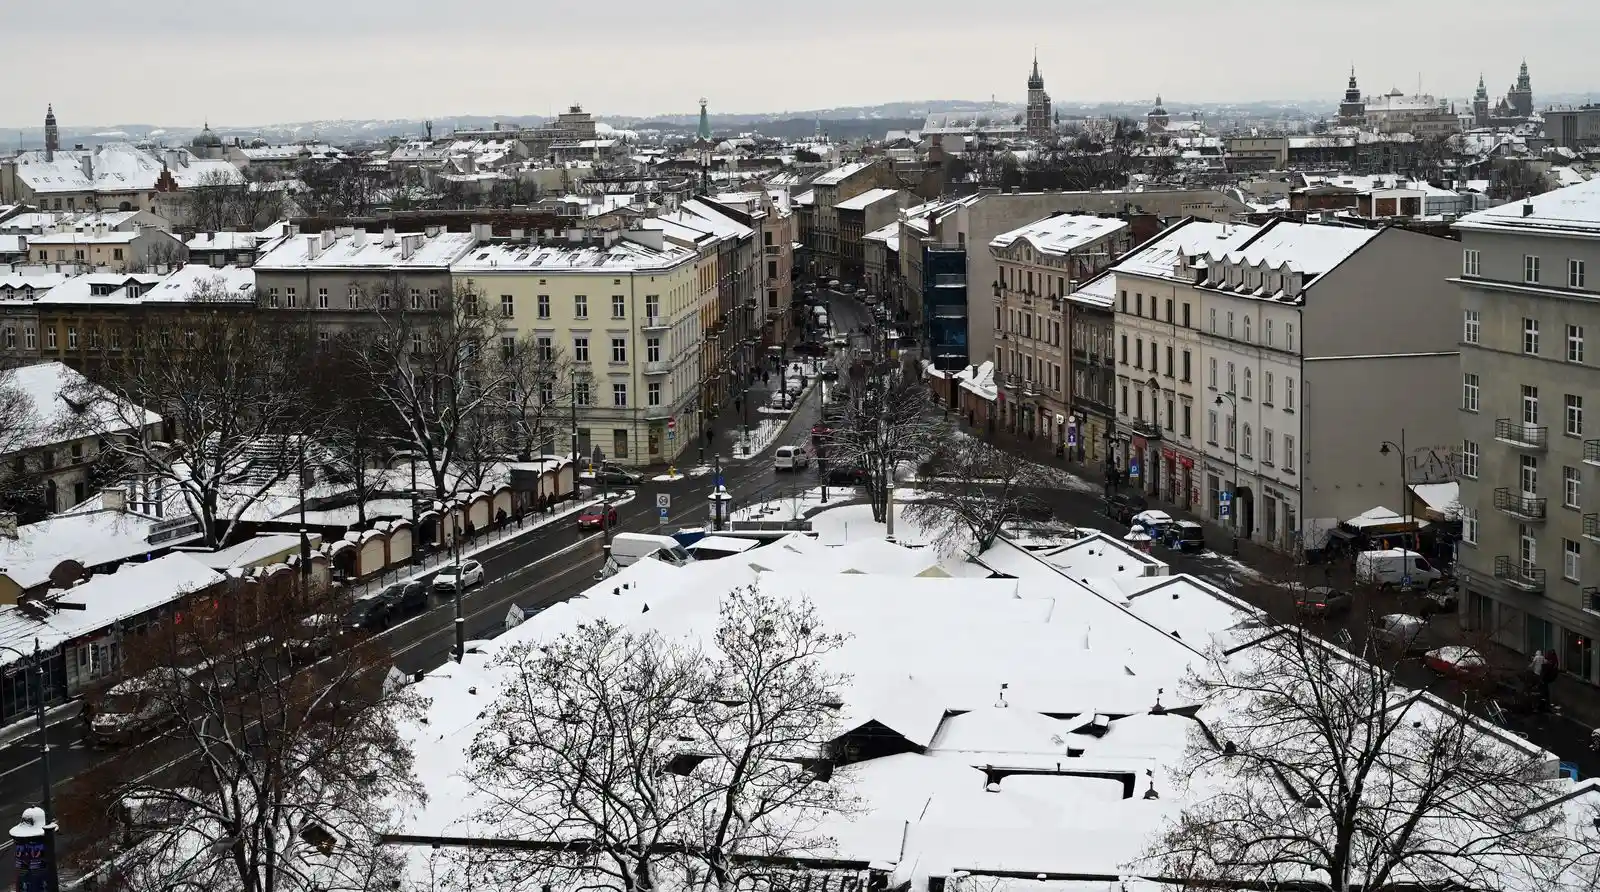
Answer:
[1454, 182, 1600, 682]
[1112, 219, 1459, 551]
[703, 190, 796, 346]
[836, 188, 912, 288]
[450, 228, 702, 466]
[1067, 273, 1117, 464]
[806, 160, 891, 281]
[989, 213, 1132, 451]
[254, 227, 480, 334]
[24, 223, 184, 274]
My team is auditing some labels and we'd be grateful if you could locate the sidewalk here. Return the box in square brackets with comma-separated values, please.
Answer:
[957, 412, 1600, 736]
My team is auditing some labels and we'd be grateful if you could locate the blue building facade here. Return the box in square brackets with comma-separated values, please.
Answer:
[921, 244, 968, 372]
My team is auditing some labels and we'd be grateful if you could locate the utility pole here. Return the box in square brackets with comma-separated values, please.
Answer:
[452, 511, 464, 663]
[6, 639, 59, 892]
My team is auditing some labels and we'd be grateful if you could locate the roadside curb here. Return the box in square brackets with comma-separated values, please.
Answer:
[0, 700, 82, 748]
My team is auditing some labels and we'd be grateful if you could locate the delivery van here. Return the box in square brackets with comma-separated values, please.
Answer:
[1355, 548, 1444, 590]
[609, 532, 694, 567]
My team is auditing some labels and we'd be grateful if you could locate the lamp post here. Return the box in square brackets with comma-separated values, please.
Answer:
[1215, 389, 1241, 556]
[1379, 430, 1411, 586]
[3, 640, 60, 892]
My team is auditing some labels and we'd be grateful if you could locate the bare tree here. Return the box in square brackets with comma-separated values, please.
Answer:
[463, 585, 851, 892]
[498, 338, 573, 460]
[824, 376, 936, 523]
[905, 435, 1041, 553]
[63, 571, 423, 892]
[184, 168, 285, 234]
[66, 280, 320, 546]
[345, 281, 513, 504]
[1144, 626, 1574, 892]
[314, 341, 396, 530]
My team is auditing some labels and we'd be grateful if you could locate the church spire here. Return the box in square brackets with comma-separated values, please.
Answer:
[44, 103, 58, 161]
[1027, 50, 1044, 91]
[696, 97, 711, 143]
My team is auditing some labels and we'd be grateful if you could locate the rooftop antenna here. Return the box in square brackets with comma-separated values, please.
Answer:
[993, 682, 1009, 708]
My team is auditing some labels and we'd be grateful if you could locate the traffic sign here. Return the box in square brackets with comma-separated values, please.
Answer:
[1220, 491, 1233, 503]
[1401, 575, 1413, 588]
[1219, 505, 1231, 518]
[658, 507, 670, 521]
[656, 493, 671, 509]
[1129, 460, 1140, 478]
[667, 417, 677, 431]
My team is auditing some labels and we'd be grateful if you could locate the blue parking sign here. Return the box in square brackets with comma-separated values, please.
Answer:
[1129, 460, 1140, 478]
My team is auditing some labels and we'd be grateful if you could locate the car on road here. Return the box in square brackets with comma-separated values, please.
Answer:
[375, 580, 429, 615]
[1162, 520, 1207, 553]
[584, 465, 644, 486]
[1294, 586, 1354, 617]
[433, 559, 485, 594]
[90, 668, 191, 746]
[793, 340, 828, 357]
[827, 279, 840, 289]
[820, 361, 839, 380]
[578, 501, 620, 529]
[1369, 613, 1430, 652]
[774, 445, 812, 471]
[345, 592, 396, 632]
[1103, 492, 1148, 525]
[289, 614, 340, 660]
[825, 465, 870, 486]
[1424, 645, 1488, 680]
[811, 421, 834, 440]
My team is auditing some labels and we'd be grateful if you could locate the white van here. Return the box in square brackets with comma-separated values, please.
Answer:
[609, 532, 693, 567]
[1355, 549, 1444, 589]
[774, 445, 811, 471]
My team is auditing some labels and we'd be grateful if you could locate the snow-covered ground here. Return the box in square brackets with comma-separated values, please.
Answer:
[948, 425, 1100, 494]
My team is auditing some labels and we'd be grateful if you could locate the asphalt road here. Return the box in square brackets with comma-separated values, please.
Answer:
[0, 375, 829, 886]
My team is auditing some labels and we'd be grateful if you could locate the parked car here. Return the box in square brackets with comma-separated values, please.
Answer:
[90, 668, 191, 746]
[1130, 509, 1175, 537]
[825, 465, 870, 486]
[376, 580, 429, 615]
[794, 341, 828, 357]
[578, 502, 620, 529]
[346, 593, 396, 632]
[1424, 645, 1488, 680]
[1356, 549, 1445, 590]
[1103, 492, 1149, 525]
[433, 560, 485, 594]
[774, 445, 811, 471]
[1369, 613, 1430, 652]
[289, 614, 340, 660]
[1163, 520, 1207, 553]
[1417, 588, 1459, 616]
[1294, 586, 1354, 617]
[827, 279, 840, 289]
[820, 362, 839, 380]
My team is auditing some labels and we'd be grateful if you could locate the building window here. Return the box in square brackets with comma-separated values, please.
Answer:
[378, 290, 391, 310]
[573, 336, 589, 362]
[574, 294, 588, 318]
[1285, 377, 1295, 411]
[317, 287, 329, 309]
[267, 287, 280, 308]
[1571, 259, 1587, 289]
[1520, 454, 1539, 497]
[1226, 312, 1235, 338]
[1564, 466, 1582, 509]
[611, 337, 627, 363]
[646, 295, 661, 320]
[1523, 384, 1540, 424]
[46, 328, 56, 349]
[1207, 410, 1218, 445]
[646, 337, 661, 362]
[1241, 424, 1252, 458]
[1285, 322, 1295, 351]
[536, 336, 554, 362]
[648, 381, 662, 406]
[286, 287, 298, 308]
[1165, 345, 1174, 378]
[1208, 308, 1216, 333]
[67, 327, 77, 349]
[1227, 362, 1236, 393]
[1135, 293, 1142, 316]
[1, 328, 11, 350]
[24, 327, 34, 350]
[1263, 371, 1275, 405]
[1523, 317, 1540, 354]
[1283, 434, 1295, 473]
[429, 289, 441, 309]
[1242, 316, 1251, 342]
[1264, 319, 1273, 346]
[1182, 303, 1191, 327]
[1181, 404, 1192, 438]
[1119, 335, 1127, 364]
[1226, 415, 1236, 450]
[612, 383, 628, 407]
[1135, 339, 1143, 369]
[1567, 394, 1584, 436]
[1461, 440, 1479, 479]
[1120, 384, 1128, 413]
[612, 295, 626, 318]
[1564, 539, 1581, 582]
[1208, 357, 1217, 389]
[1242, 367, 1253, 400]
[408, 288, 420, 310]
[1461, 508, 1478, 545]
[1181, 350, 1191, 381]
[1525, 255, 1541, 284]
[1263, 428, 1275, 465]
[1462, 373, 1480, 411]
[574, 380, 591, 406]
[1462, 249, 1480, 276]
[1463, 309, 1479, 344]
[1568, 324, 1585, 363]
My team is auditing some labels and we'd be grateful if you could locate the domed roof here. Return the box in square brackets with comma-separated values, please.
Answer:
[192, 124, 223, 148]
[1149, 95, 1168, 116]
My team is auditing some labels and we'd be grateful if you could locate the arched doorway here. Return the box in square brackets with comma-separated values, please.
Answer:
[1236, 486, 1256, 542]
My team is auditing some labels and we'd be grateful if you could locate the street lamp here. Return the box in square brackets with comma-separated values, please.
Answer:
[1215, 389, 1241, 556]
[2, 640, 60, 892]
[1379, 431, 1413, 586]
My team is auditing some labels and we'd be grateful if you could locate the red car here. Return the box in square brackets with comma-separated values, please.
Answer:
[811, 422, 833, 439]
[577, 504, 619, 529]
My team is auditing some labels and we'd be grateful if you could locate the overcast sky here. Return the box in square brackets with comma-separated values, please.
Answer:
[5, 0, 1593, 128]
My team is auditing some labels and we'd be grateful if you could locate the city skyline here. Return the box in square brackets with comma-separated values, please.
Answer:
[4, 0, 1595, 129]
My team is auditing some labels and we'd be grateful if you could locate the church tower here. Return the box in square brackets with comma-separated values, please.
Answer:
[1472, 74, 1490, 127]
[1337, 68, 1366, 125]
[695, 98, 712, 195]
[1146, 95, 1170, 134]
[1508, 59, 1533, 118]
[44, 104, 58, 162]
[1025, 53, 1052, 139]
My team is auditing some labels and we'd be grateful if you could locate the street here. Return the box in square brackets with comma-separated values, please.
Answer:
[0, 367, 828, 886]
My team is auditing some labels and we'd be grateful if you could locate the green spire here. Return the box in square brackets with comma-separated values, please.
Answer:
[697, 98, 711, 142]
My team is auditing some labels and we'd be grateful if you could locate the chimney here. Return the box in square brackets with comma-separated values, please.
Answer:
[351, 229, 368, 248]
[102, 488, 126, 512]
[320, 229, 336, 250]
[424, 225, 441, 238]
[510, 228, 525, 240]
[1522, 195, 1534, 217]
[305, 234, 321, 261]
[381, 227, 397, 248]
[400, 234, 418, 260]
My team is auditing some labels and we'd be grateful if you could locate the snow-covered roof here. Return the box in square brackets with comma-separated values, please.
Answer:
[8, 144, 243, 194]
[954, 360, 997, 401]
[1202, 219, 1381, 278]
[1410, 482, 1461, 518]
[1069, 271, 1117, 309]
[834, 187, 901, 212]
[812, 161, 874, 186]
[1112, 219, 1260, 283]
[33, 272, 167, 305]
[185, 231, 261, 251]
[990, 213, 1130, 257]
[0, 509, 199, 591]
[191, 534, 315, 571]
[863, 220, 900, 252]
[2, 360, 161, 453]
[450, 237, 695, 274]
[255, 230, 479, 270]
[0, 553, 222, 663]
[139, 264, 255, 303]
[1456, 176, 1600, 237]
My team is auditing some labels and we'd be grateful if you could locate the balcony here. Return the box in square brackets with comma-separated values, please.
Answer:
[1022, 380, 1040, 397]
[1493, 487, 1547, 521]
[1586, 587, 1600, 613]
[1586, 439, 1600, 467]
[641, 316, 671, 331]
[1493, 555, 1546, 593]
[1494, 418, 1548, 450]
[643, 405, 673, 420]
[1586, 513, 1600, 543]
[643, 360, 672, 376]
[764, 244, 780, 256]
[1131, 420, 1163, 440]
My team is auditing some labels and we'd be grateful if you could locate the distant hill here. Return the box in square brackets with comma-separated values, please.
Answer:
[637, 116, 927, 141]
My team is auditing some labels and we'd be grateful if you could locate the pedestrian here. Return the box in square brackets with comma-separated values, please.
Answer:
[762, 370, 770, 386]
